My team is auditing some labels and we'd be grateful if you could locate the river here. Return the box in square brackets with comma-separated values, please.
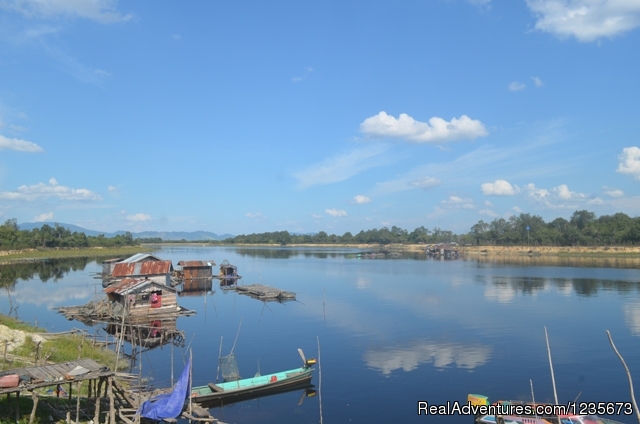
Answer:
[1, 246, 639, 423]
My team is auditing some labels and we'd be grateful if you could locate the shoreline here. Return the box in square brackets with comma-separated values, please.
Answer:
[1, 244, 639, 263]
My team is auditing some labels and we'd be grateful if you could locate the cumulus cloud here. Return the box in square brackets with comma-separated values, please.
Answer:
[34, 211, 53, 222]
[293, 144, 394, 189]
[532, 76, 544, 87]
[354, 195, 371, 204]
[0, 0, 134, 23]
[0, 178, 102, 201]
[411, 177, 441, 190]
[525, 182, 601, 209]
[0, 135, 43, 152]
[107, 185, 118, 193]
[360, 111, 488, 143]
[617, 147, 640, 180]
[526, 0, 640, 42]
[126, 213, 151, 222]
[603, 186, 624, 197]
[481, 179, 520, 196]
[326, 208, 347, 217]
[508, 81, 526, 91]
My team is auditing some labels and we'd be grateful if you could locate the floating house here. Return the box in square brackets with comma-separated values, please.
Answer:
[101, 258, 124, 275]
[176, 260, 216, 281]
[425, 243, 460, 259]
[104, 278, 181, 319]
[111, 260, 174, 286]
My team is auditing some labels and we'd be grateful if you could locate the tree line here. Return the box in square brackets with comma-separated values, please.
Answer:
[0, 219, 135, 250]
[3, 210, 639, 250]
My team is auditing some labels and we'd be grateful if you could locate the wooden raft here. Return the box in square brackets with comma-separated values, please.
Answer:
[235, 284, 296, 301]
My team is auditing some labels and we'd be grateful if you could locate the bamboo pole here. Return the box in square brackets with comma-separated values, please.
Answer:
[606, 330, 640, 423]
[93, 378, 101, 424]
[75, 381, 83, 424]
[317, 336, 323, 424]
[544, 326, 559, 404]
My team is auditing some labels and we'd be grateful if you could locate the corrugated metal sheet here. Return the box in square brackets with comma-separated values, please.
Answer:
[122, 253, 163, 263]
[104, 278, 150, 294]
[112, 260, 173, 277]
[177, 260, 215, 267]
[104, 278, 177, 295]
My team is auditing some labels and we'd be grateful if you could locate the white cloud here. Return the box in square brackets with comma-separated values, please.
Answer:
[442, 196, 475, 209]
[245, 212, 264, 219]
[411, 177, 441, 190]
[525, 183, 550, 200]
[311, 214, 324, 219]
[360, 111, 488, 143]
[0, 0, 133, 23]
[354, 195, 371, 204]
[532, 76, 544, 87]
[587, 197, 603, 205]
[553, 184, 586, 199]
[107, 185, 117, 193]
[508, 81, 526, 91]
[603, 186, 624, 197]
[484, 200, 494, 207]
[526, 0, 640, 42]
[34, 211, 53, 222]
[0, 135, 43, 152]
[126, 213, 151, 222]
[0, 178, 102, 201]
[479, 209, 498, 218]
[481, 179, 520, 196]
[617, 146, 640, 180]
[325, 208, 347, 217]
[293, 144, 394, 189]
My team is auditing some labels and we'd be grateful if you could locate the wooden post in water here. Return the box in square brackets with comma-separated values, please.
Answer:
[93, 378, 102, 424]
[108, 376, 115, 424]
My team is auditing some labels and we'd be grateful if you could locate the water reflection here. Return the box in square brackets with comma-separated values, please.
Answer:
[467, 254, 640, 269]
[480, 275, 640, 302]
[624, 302, 640, 335]
[364, 340, 492, 375]
[0, 257, 94, 288]
[232, 247, 427, 260]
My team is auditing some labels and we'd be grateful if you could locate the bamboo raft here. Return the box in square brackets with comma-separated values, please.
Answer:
[234, 284, 296, 301]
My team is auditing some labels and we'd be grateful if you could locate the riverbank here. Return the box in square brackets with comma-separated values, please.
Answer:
[0, 246, 150, 264]
[460, 245, 640, 256]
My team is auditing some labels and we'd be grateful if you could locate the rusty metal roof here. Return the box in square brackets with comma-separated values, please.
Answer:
[177, 260, 215, 268]
[104, 277, 176, 295]
[112, 260, 173, 277]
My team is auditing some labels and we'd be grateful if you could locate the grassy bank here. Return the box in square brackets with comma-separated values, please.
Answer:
[0, 246, 151, 264]
[460, 245, 640, 257]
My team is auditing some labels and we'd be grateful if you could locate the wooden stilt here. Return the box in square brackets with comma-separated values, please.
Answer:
[93, 378, 102, 424]
[16, 390, 20, 423]
[29, 391, 39, 424]
[75, 381, 83, 424]
[108, 377, 115, 424]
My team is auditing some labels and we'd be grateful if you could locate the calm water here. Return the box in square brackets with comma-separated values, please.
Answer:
[2, 247, 640, 424]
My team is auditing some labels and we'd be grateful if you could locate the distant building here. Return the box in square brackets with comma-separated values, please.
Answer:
[104, 278, 179, 319]
[177, 260, 216, 281]
[112, 260, 174, 286]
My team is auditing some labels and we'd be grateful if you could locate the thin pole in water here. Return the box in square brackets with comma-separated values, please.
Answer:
[317, 336, 323, 424]
[544, 326, 559, 405]
[607, 330, 640, 423]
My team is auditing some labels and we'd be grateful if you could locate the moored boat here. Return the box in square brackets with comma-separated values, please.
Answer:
[191, 349, 316, 408]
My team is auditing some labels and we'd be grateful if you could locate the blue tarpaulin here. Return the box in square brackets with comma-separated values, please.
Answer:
[139, 358, 191, 421]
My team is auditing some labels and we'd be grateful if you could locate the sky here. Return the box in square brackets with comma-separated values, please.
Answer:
[0, 0, 639, 236]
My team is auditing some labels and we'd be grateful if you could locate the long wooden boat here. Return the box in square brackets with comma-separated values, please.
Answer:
[191, 352, 316, 408]
[469, 394, 628, 424]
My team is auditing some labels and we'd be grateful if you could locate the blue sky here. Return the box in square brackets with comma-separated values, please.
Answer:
[1, 0, 639, 236]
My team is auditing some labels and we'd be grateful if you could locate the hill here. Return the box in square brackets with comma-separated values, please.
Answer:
[18, 222, 233, 241]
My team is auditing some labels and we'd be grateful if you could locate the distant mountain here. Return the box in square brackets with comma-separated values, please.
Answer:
[18, 222, 233, 241]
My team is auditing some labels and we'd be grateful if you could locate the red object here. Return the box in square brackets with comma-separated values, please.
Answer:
[0, 374, 19, 388]
[150, 292, 162, 308]
[270, 376, 277, 383]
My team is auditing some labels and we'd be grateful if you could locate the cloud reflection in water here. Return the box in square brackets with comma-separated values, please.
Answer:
[364, 340, 492, 375]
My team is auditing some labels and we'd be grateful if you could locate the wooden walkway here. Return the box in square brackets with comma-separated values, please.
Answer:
[0, 358, 113, 395]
